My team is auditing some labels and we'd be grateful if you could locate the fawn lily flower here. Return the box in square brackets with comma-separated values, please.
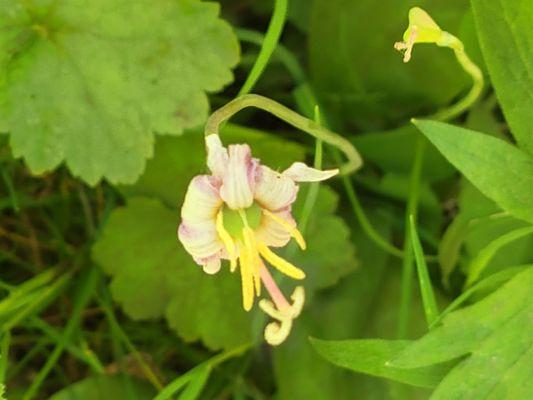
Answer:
[178, 134, 338, 345]
[394, 7, 459, 62]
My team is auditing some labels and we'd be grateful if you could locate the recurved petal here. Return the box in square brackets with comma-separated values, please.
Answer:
[206, 134, 228, 178]
[282, 162, 338, 182]
[254, 209, 293, 248]
[178, 220, 223, 261]
[254, 165, 298, 211]
[219, 144, 255, 210]
[181, 175, 222, 223]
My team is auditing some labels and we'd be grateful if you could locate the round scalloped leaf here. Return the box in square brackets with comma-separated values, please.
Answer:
[0, 0, 239, 184]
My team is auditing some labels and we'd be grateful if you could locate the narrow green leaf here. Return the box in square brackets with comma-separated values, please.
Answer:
[390, 267, 533, 399]
[471, 0, 533, 154]
[409, 215, 439, 328]
[465, 226, 533, 286]
[310, 338, 451, 388]
[178, 366, 211, 400]
[413, 119, 533, 223]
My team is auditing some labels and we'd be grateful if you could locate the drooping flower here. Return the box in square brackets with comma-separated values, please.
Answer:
[394, 7, 458, 63]
[178, 134, 338, 345]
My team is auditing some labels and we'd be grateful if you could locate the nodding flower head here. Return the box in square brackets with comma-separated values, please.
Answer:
[394, 7, 458, 63]
[178, 134, 338, 345]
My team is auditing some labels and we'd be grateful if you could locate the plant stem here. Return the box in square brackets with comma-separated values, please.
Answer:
[409, 215, 439, 327]
[397, 136, 425, 338]
[237, 0, 288, 96]
[205, 94, 362, 176]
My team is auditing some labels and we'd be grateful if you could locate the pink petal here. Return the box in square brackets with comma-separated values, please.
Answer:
[282, 162, 339, 182]
[254, 165, 298, 211]
[205, 134, 228, 178]
[181, 175, 222, 224]
[219, 144, 255, 210]
[178, 220, 223, 260]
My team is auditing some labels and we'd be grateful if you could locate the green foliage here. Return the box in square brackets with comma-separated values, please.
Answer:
[471, 0, 533, 155]
[0, 0, 239, 184]
[310, 338, 450, 388]
[413, 120, 533, 224]
[48, 375, 155, 400]
[390, 267, 533, 400]
[309, 0, 473, 130]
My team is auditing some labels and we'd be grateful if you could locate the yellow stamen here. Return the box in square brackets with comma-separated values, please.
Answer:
[257, 243, 305, 280]
[216, 211, 237, 271]
[263, 209, 307, 250]
[243, 227, 261, 296]
[238, 243, 254, 311]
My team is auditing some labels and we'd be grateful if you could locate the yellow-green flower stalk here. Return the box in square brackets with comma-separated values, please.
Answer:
[178, 94, 362, 345]
[394, 7, 484, 121]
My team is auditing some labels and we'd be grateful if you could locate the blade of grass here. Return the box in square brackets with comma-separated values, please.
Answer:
[0, 163, 19, 213]
[178, 365, 211, 400]
[0, 332, 10, 388]
[409, 215, 439, 328]
[22, 266, 99, 400]
[98, 290, 163, 391]
[397, 136, 425, 338]
[237, 0, 288, 95]
[155, 343, 251, 400]
[430, 265, 529, 329]
[465, 226, 533, 288]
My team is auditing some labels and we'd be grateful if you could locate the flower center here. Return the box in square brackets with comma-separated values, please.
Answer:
[222, 202, 262, 239]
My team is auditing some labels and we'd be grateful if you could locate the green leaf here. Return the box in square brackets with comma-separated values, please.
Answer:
[413, 120, 533, 224]
[94, 128, 357, 349]
[311, 338, 450, 388]
[390, 267, 533, 400]
[49, 374, 156, 400]
[438, 180, 533, 285]
[471, 0, 533, 155]
[352, 126, 455, 182]
[309, 0, 475, 130]
[0, 0, 239, 184]
[92, 197, 252, 350]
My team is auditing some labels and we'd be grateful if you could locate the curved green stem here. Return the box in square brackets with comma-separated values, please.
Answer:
[431, 36, 484, 121]
[205, 94, 363, 175]
[237, 0, 288, 96]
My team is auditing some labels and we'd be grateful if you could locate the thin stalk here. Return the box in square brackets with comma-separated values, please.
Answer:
[409, 215, 439, 327]
[397, 137, 425, 338]
[237, 0, 288, 96]
[205, 94, 362, 176]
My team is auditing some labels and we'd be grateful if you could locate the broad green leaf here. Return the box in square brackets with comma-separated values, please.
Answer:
[49, 374, 155, 400]
[92, 197, 252, 350]
[309, 0, 475, 130]
[352, 126, 455, 182]
[471, 0, 533, 155]
[311, 338, 450, 388]
[413, 120, 533, 223]
[0, 0, 239, 184]
[390, 267, 533, 400]
[94, 128, 357, 349]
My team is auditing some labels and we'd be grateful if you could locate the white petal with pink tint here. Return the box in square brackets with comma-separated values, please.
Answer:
[220, 144, 255, 210]
[181, 175, 222, 223]
[206, 134, 228, 178]
[282, 162, 339, 182]
[178, 220, 222, 260]
[254, 165, 298, 211]
[254, 209, 293, 248]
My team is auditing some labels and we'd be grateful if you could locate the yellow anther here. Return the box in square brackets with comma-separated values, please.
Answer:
[216, 211, 237, 270]
[257, 243, 305, 280]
